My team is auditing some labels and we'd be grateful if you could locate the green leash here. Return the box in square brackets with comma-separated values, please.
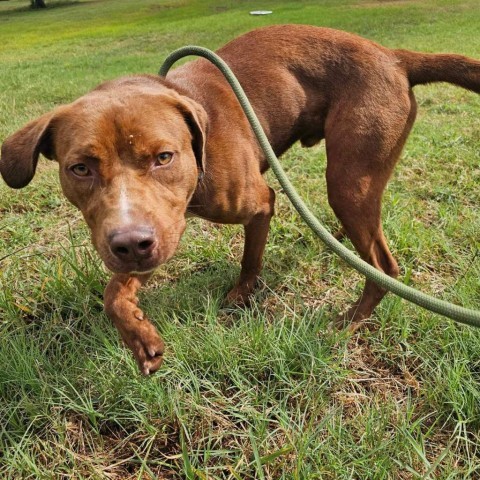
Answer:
[159, 46, 480, 328]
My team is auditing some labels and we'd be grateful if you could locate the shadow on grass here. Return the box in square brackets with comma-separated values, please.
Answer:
[0, 0, 90, 17]
[142, 250, 310, 323]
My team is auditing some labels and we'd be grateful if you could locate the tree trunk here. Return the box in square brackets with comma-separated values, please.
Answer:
[31, 0, 47, 8]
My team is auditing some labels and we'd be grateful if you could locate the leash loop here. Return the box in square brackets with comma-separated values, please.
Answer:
[159, 46, 480, 328]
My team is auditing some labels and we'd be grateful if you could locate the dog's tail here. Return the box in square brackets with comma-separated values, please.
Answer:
[394, 49, 480, 93]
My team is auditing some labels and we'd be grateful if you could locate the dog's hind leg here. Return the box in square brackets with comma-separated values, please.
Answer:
[324, 92, 416, 325]
[326, 156, 400, 324]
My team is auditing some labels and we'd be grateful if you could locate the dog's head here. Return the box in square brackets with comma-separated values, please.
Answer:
[0, 75, 208, 274]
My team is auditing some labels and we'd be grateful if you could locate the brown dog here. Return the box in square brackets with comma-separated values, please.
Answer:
[1, 25, 479, 374]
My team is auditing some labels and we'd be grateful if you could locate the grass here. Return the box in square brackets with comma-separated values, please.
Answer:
[0, 0, 479, 477]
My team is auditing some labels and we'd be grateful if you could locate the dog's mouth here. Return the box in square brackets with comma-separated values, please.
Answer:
[105, 256, 162, 275]
[101, 242, 173, 275]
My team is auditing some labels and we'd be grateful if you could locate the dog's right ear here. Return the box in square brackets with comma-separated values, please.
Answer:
[0, 111, 56, 189]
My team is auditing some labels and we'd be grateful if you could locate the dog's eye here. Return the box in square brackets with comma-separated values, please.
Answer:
[155, 152, 174, 166]
[70, 164, 91, 177]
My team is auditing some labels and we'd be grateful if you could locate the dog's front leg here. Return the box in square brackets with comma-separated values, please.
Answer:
[104, 273, 164, 375]
[226, 185, 276, 305]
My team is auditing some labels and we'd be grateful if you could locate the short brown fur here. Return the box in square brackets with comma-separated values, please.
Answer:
[1, 25, 479, 374]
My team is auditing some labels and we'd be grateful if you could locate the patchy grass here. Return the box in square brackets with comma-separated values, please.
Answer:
[0, 0, 479, 478]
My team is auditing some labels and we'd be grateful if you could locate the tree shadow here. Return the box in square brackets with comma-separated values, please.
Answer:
[0, 0, 90, 17]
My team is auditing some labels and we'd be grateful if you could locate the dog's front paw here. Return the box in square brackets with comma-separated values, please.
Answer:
[104, 274, 164, 375]
[119, 312, 165, 375]
[225, 283, 255, 307]
[105, 298, 165, 375]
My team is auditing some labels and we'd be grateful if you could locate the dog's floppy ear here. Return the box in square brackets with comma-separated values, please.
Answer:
[0, 111, 56, 189]
[176, 96, 208, 174]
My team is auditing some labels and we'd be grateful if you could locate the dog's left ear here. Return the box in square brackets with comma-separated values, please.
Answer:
[0, 111, 56, 189]
[176, 96, 208, 174]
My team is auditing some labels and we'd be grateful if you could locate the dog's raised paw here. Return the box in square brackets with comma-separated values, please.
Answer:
[118, 314, 165, 375]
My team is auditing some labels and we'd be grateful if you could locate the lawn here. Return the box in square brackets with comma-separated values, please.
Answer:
[0, 0, 479, 478]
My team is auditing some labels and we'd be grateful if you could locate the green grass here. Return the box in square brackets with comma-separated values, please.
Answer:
[0, 0, 479, 478]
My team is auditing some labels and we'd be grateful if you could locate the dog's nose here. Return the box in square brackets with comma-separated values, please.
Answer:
[109, 227, 157, 261]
